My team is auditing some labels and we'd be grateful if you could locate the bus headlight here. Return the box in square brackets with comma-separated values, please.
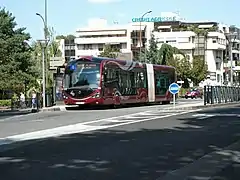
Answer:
[92, 93, 100, 98]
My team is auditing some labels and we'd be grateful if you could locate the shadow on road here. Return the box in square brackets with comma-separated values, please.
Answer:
[0, 106, 240, 180]
[65, 98, 200, 111]
[65, 102, 165, 111]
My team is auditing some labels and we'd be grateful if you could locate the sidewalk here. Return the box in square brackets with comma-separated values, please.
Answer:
[0, 108, 33, 117]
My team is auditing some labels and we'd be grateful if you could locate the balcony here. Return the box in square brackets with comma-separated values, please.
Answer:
[232, 47, 240, 53]
[75, 37, 129, 44]
[206, 42, 226, 50]
[75, 49, 131, 57]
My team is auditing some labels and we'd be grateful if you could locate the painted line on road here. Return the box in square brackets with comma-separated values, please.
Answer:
[192, 113, 216, 120]
[0, 109, 202, 147]
[192, 113, 240, 120]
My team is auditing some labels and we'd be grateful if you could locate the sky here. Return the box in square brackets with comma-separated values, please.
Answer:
[1, 0, 240, 41]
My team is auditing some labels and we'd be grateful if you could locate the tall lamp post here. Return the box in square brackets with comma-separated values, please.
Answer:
[36, 1, 48, 107]
[139, 10, 152, 62]
[225, 32, 237, 86]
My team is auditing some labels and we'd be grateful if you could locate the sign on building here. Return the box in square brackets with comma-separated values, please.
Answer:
[132, 16, 177, 22]
[116, 52, 133, 61]
[50, 57, 65, 70]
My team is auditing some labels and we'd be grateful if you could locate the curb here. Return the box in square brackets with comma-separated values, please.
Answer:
[171, 102, 240, 110]
[41, 106, 64, 112]
[0, 109, 33, 117]
[40, 102, 240, 112]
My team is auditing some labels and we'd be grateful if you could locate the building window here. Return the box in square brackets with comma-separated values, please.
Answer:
[121, 43, 127, 49]
[77, 44, 83, 50]
[83, 44, 92, 50]
[98, 44, 104, 51]
[166, 40, 176, 43]
[217, 74, 221, 82]
[216, 62, 221, 70]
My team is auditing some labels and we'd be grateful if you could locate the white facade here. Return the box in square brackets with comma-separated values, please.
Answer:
[75, 19, 132, 58]
[59, 17, 240, 86]
[153, 28, 227, 85]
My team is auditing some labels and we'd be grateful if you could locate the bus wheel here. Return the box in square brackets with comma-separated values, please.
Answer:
[162, 101, 170, 105]
[110, 103, 120, 109]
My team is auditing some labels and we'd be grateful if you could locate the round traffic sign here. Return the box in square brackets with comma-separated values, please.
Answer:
[169, 83, 180, 94]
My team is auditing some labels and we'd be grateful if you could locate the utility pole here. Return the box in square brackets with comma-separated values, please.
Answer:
[36, 0, 48, 107]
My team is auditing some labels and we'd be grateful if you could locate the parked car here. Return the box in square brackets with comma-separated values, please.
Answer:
[185, 88, 203, 99]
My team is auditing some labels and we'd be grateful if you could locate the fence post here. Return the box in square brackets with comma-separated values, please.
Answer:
[218, 86, 221, 103]
[204, 85, 207, 105]
[210, 86, 214, 104]
[11, 98, 14, 110]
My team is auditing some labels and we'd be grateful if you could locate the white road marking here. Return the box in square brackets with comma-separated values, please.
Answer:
[192, 113, 216, 119]
[193, 113, 240, 120]
[0, 109, 200, 146]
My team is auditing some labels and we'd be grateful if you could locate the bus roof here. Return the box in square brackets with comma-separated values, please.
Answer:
[68, 56, 175, 70]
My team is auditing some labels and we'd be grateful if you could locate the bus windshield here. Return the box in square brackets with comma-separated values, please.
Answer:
[64, 63, 100, 89]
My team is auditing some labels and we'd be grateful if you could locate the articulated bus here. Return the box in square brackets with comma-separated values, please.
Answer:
[62, 56, 176, 107]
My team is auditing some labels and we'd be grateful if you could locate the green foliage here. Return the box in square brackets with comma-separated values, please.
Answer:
[178, 88, 188, 97]
[145, 34, 159, 64]
[56, 35, 65, 39]
[142, 35, 185, 66]
[141, 34, 209, 87]
[0, 8, 38, 93]
[159, 44, 176, 65]
[48, 27, 62, 57]
[174, 57, 192, 80]
[56, 34, 76, 40]
[99, 44, 120, 59]
[0, 99, 11, 107]
[31, 26, 63, 91]
[190, 56, 208, 86]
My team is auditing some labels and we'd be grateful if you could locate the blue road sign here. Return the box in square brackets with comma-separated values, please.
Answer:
[169, 83, 180, 95]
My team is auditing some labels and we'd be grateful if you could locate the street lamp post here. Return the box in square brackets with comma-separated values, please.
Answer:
[36, 1, 48, 107]
[226, 32, 237, 86]
[37, 40, 47, 108]
[139, 10, 152, 62]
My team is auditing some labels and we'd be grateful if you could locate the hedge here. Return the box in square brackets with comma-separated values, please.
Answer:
[0, 99, 11, 107]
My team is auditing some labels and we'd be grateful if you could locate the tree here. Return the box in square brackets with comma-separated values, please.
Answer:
[99, 44, 120, 58]
[144, 33, 159, 64]
[56, 35, 66, 39]
[48, 27, 62, 57]
[31, 27, 63, 92]
[56, 34, 76, 40]
[190, 55, 208, 86]
[0, 8, 38, 94]
[174, 57, 192, 88]
[158, 43, 185, 66]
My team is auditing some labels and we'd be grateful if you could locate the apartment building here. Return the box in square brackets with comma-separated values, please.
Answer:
[74, 19, 132, 59]
[223, 25, 240, 85]
[57, 16, 240, 85]
[153, 21, 227, 85]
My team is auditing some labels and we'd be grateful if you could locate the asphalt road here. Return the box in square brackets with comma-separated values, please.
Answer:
[0, 104, 240, 180]
[0, 98, 203, 138]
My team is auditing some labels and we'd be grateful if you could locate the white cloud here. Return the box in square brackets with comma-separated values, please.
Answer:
[88, 0, 121, 3]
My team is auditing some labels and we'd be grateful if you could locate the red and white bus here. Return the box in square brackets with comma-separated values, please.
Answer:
[62, 56, 176, 106]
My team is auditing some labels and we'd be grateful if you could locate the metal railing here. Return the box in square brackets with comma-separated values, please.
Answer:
[204, 85, 240, 105]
